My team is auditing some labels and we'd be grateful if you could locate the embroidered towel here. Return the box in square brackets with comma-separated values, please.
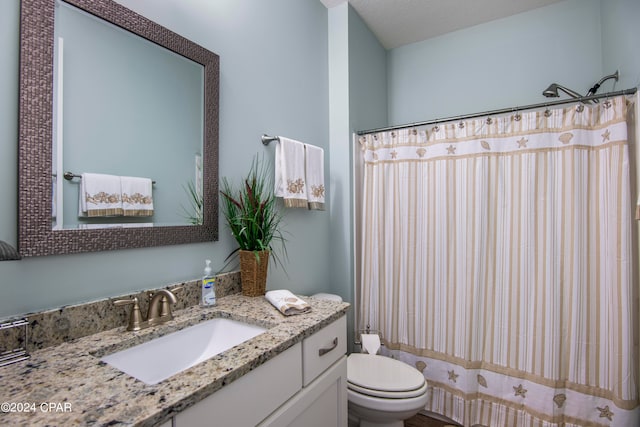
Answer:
[79, 173, 123, 217]
[275, 137, 307, 208]
[121, 176, 154, 216]
[265, 289, 311, 316]
[304, 144, 325, 210]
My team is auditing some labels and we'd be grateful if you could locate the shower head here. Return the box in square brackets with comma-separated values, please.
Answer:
[542, 84, 560, 98]
[542, 83, 584, 100]
[543, 71, 619, 105]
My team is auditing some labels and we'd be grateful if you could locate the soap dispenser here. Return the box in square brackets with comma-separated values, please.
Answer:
[201, 259, 216, 306]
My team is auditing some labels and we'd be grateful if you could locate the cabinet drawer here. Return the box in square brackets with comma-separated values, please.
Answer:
[302, 316, 346, 386]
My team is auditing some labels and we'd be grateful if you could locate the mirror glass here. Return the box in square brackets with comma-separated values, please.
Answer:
[53, 1, 204, 229]
[18, 0, 219, 256]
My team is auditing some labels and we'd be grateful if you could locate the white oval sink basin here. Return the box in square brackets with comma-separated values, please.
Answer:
[101, 318, 267, 385]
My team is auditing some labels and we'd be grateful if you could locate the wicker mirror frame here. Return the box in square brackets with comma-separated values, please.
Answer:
[18, 0, 219, 256]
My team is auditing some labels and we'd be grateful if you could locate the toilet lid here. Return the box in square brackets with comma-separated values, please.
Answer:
[347, 354, 426, 398]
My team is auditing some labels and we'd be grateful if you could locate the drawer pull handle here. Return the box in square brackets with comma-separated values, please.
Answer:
[318, 337, 338, 356]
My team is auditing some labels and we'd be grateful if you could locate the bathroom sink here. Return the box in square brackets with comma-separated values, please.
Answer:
[100, 318, 267, 385]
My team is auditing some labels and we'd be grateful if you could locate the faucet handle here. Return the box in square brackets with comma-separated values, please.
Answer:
[113, 297, 143, 331]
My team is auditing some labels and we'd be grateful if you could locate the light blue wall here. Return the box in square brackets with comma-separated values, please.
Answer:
[328, 3, 350, 301]
[601, 0, 640, 90]
[386, 0, 606, 126]
[0, 0, 330, 319]
[327, 3, 386, 351]
[326, 4, 386, 303]
[348, 6, 387, 133]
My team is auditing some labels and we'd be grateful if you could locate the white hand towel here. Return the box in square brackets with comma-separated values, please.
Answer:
[265, 289, 311, 316]
[274, 137, 308, 208]
[304, 144, 325, 210]
[121, 176, 154, 217]
[79, 173, 123, 217]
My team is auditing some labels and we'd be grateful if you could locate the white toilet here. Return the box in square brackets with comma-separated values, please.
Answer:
[311, 293, 429, 427]
[347, 350, 428, 427]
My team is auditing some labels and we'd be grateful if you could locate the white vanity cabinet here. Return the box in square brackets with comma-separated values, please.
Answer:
[259, 315, 347, 427]
[173, 315, 347, 427]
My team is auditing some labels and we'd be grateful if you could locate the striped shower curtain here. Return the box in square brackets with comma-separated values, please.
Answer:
[356, 96, 638, 426]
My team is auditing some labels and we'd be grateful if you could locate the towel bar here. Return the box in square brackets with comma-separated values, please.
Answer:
[0, 319, 30, 367]
[261, 134, 280, 145]
[63, 171, 156, 184]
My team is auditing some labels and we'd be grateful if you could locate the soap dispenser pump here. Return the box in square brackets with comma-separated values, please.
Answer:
[201, 259, 216, 306]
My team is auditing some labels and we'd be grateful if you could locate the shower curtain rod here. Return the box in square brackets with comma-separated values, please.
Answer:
[356, 88, 638, 135]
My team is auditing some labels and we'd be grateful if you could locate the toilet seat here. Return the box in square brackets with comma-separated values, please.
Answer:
[348, 378, 427, 399]
[347, 354, 426, 399]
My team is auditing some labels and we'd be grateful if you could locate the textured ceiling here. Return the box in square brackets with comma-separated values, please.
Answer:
[320, 0, 564, 49]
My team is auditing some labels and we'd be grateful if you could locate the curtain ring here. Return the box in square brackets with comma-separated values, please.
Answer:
[544, 104, 552, 117]
[603, 99, 612, 108]
[486, 117, 493, 125]
[432, 120, 439, 133]
[576, 104, 584, 113]
[511, 107, 521, 121]
[458, 120, 465, 129]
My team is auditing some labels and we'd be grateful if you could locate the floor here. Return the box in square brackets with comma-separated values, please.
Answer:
[405, 413, 461, 427]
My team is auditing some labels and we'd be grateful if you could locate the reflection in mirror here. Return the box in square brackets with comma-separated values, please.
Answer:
[18, 0, 219, 256]
[53, 1, 205, 229]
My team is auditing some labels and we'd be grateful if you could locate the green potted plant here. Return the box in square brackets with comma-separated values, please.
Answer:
[181, 179, 203, 225]
[220, 154, 287, 296]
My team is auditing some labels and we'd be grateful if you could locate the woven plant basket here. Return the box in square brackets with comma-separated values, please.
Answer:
[239, 250, 270, 296]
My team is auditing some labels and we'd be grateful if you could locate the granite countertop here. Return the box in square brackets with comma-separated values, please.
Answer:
[0, 294, 349, 426]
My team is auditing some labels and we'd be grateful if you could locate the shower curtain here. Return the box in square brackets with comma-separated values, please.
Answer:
[356, 95, 639, 426]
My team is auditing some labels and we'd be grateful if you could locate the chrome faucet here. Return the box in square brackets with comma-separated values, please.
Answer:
[114, 287, 182, 331]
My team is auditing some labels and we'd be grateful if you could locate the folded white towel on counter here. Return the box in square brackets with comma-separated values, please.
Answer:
[265, 289, 311, 316]
[79, 173, 123, 217]
[275, 137, 308, 208]
[304, 144, 325, 211]
[121, 176, 154, 217]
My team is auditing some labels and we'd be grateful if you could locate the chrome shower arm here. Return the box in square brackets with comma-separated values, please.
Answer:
[555, 84, 584, 99]
[586, 70, 619, 97]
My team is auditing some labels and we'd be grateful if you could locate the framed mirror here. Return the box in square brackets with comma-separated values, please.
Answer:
[18, 0, 219, 256]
